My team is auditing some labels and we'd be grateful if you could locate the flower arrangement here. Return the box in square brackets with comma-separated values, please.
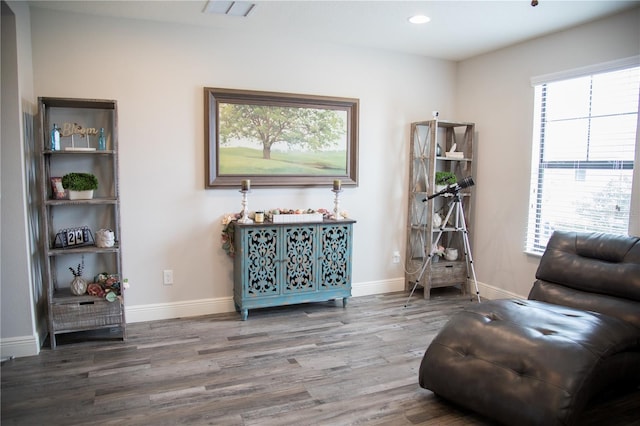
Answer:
[432, 244, 446, 258]
[87, 273, 128, 302]
[221, 212, 242, 257]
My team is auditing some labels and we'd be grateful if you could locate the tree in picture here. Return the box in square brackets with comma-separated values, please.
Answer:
[218, 103, 347, 175]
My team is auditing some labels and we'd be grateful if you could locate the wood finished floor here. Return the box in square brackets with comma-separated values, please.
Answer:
[2, 289, 639, 426]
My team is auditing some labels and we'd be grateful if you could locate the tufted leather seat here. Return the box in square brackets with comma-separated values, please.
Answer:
[418, 231, 640, 425]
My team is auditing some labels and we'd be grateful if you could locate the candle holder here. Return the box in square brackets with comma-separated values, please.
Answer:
[238, 190, 253, 224]
[332, 188, 343, 220]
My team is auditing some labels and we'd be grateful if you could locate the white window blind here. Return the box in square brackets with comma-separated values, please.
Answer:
[526, 64, 639, 254]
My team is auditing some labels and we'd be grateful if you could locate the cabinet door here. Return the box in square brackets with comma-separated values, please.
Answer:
[243, 227, 280, 297]
[282, 226, 318, 294]
[319, 224, 352, 289]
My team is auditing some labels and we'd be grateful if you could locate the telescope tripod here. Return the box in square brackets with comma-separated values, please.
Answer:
[404, 192, 481, 306]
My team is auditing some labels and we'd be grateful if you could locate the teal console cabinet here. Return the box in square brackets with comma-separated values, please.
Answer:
[233, 220, 355, 320]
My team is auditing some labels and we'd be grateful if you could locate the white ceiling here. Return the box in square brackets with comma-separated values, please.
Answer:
[28, 0, 639, 61]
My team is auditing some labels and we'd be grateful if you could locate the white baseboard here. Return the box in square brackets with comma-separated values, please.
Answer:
[122, 279, 523, 324]
[351, 278, 405, 297]
[476, 281, 525, 300]
[1, 335, 40, 358]
[126, 278, 405, 323]
[126, 297, 236, 323]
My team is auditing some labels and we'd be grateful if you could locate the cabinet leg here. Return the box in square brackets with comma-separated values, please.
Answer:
[241, 309, 248, 321]
[342, 297, 348, 308]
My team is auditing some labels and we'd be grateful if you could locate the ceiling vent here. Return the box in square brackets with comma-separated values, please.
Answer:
[203, 0, 255, 17]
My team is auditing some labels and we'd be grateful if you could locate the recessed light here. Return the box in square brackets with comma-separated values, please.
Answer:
[408, 15, 431, 24]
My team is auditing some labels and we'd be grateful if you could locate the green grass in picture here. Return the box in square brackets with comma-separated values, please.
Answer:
[219, 147, 346, 175]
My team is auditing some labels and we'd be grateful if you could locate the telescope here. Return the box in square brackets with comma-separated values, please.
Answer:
[424, 176, 475, 201]
[406, 175, 481, 307]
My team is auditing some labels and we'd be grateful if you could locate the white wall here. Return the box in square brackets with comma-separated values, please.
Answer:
[5, 6, 638, 356]
[29, 8, 457, 321]
[457, 7, 640, 298]
[1, 0, 39, 358]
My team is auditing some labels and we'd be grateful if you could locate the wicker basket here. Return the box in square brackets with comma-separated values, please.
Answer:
[52, 297, 122, 332]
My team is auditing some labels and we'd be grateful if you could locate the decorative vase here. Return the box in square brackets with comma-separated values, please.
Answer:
[445, 248, 458, 261]
[50, 123, 60, 151]
[70, 276, 87, 296]
[98, 127, 107, 150]
[68, 190, 94, 200]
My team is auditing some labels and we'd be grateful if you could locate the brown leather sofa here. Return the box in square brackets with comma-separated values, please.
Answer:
[418, 231, 640, 425]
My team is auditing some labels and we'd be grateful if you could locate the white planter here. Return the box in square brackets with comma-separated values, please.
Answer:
[68, 190, 94, 200]
[445, 248, 459, 261]
[96, 229, 115, 247]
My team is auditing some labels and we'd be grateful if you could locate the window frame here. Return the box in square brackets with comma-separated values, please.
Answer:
[526, 57, 640, 255]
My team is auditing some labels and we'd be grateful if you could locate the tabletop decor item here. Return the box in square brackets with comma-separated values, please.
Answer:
[270, 208, 326, 223]
[98, 127, 107, 150]
[332, 182, 343, 220]
[54, 226, 94, 249]
[221, 208, 333, 257]
[69, 256, 87, 296]
[432, 244, 446, 262]
[238, 181, 253, 224]
[96, 229, 115, 247]
[445, 142, 464, 159]
[221, 212, 242, 257]
[435, 171, 457, 190]
[50, 123, 61, 150]
[62, 172, 98, 200]
[50, 177, 67, 199]
[61, 122, 97, 152]
[445, 247, 459, 261]
[87, 273, 125, 302]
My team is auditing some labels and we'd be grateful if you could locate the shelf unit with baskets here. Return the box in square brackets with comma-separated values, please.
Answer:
[37, 97, 125, 348]
[405, 119, 475, 299]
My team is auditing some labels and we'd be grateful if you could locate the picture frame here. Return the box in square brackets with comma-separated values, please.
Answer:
[50, 177, 67, 199]
[205, 87, 359, 188]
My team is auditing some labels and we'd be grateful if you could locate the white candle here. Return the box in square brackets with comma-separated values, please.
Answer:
[333, 179, 341, 191]
[241, 179, 250, 191]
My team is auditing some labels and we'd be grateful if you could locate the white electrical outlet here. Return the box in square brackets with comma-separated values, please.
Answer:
[392, 251, 401, 264]
[163, 269, 174, 285]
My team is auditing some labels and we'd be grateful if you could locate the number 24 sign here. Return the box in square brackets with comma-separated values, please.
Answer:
[54, 226, 94, 249]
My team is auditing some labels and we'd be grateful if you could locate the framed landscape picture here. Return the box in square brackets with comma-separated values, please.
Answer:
[205, 87, 359, 188]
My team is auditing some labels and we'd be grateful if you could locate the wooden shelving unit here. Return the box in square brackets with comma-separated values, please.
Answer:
[37, 97, 125, 348]
[405, 119, 475, 299]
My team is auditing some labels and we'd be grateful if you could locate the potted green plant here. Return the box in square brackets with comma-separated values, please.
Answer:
[435, 171, 457, 192]
[62, 172, 98, 200]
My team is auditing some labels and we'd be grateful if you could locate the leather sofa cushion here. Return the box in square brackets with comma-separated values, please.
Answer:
[529, 280, 640, 329]
[419, 299, 640, 426]
[535, 231, 640, 302]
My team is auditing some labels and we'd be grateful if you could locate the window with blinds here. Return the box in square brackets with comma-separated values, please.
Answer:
[525, 64, 639, 254]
